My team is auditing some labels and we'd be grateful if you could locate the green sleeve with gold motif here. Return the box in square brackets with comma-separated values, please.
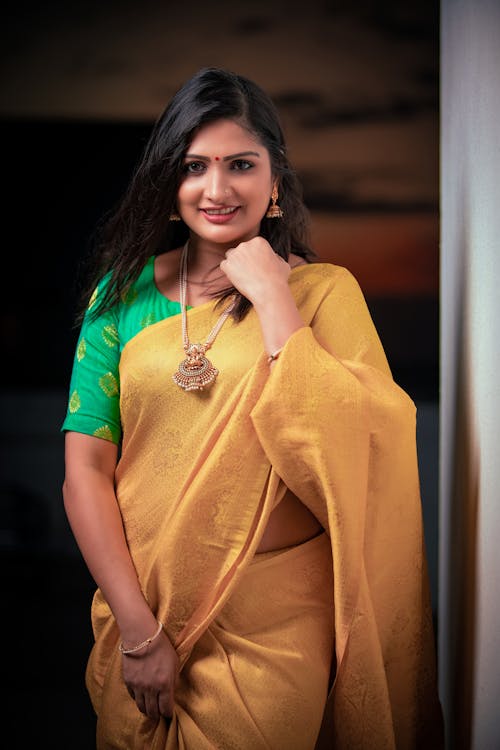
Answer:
[62, 285, 121, 444]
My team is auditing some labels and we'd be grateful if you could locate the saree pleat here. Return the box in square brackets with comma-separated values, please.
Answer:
[85, 263, 443, 749]
[168, 533, 334, 750]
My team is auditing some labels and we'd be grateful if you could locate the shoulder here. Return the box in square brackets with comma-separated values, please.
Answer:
[289, 252, 308, 269]
[289, 262, 372, 327]
[155, 247, 182, 274]
[290, 262, 390, 370]
[290, 262, 364, 297]
[87, 257, 156, 315]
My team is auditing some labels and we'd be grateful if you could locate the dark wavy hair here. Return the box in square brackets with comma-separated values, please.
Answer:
[79, 67, 314, 323]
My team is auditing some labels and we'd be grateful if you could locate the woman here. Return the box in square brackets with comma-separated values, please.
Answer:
[62, 67, 443, 749]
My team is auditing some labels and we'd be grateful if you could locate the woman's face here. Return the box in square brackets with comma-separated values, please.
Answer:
[176, 119, 274, 247]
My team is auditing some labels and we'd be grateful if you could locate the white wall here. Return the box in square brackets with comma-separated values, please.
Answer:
[440, 2, 500, 748]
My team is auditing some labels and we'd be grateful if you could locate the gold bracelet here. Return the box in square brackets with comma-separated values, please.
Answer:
[118, 620, 163, 655]
[267, 347, 283, 365]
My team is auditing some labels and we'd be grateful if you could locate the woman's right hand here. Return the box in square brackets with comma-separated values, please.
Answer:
[63, 431, 180, 720]
[122, 629, 180, 720]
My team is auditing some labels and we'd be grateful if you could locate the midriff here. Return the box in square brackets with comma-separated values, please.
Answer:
[256, 488, 323, 553]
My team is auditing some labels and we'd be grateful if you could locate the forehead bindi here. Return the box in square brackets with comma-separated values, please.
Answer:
[185, 150, 262, 164]
[187, 120, 265, 161]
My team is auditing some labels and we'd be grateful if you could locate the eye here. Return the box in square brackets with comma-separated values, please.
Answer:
[231, 159, 253, 171]
[183, 161, 206, 174]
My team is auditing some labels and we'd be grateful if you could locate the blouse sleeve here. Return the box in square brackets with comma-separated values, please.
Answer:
[61, 285, 121, 444]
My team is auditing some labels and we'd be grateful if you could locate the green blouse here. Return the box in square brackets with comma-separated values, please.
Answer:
[62, 256, 190, 444]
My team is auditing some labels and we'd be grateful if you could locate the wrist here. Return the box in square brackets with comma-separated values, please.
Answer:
[252, 282, 294, 314]
[115, 602, 159, 643]
[254, 296, 305, 354]
[119, 619, 163, 656]
[267, 347, 284, 365]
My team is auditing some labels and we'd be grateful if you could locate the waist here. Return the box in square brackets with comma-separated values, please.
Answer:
[255, 486, 324, 553]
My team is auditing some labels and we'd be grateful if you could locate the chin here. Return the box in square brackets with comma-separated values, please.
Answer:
[198, 226, 258, 246]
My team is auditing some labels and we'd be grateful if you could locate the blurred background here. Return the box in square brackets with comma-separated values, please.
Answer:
[0, 1, 438, 746]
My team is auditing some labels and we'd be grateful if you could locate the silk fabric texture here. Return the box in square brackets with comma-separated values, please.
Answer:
[86, 263, 443, 749]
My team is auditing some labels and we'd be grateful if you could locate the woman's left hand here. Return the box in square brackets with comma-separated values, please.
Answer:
[219, 236, 290, 305]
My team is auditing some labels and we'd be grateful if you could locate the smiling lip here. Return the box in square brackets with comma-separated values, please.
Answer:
[201, 206, 240, 224]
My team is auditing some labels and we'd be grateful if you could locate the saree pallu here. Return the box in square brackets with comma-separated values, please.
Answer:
[86, 263, 444, 749]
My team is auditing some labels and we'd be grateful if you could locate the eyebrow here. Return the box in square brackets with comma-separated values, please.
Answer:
[184, 151, 261, 161]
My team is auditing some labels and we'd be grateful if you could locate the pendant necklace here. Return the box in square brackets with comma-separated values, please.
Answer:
[172, 241, 235, 392]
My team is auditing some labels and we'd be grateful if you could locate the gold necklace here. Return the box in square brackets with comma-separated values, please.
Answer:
[172, 242, 235, 392]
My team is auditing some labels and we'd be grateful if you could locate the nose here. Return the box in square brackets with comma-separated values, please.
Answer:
[204, 165, 230, 203]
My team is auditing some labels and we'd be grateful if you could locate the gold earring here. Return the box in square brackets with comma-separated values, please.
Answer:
[169, 210, 181, 221]
[265, 186, 283, 219]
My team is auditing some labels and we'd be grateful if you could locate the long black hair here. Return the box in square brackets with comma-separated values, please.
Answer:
[79, 67, 314, 323]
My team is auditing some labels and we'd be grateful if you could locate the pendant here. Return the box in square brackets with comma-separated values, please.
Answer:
[172, 343, 219, 391]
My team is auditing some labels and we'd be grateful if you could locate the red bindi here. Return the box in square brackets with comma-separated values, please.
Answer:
[214, 156, 220, 161]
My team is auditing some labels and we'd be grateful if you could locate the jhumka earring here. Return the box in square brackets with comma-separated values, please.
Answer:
[265, 186, 283, 219]
[169, 210, 181, 221]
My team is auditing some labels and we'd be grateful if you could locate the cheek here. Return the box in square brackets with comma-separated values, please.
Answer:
[255, 193, 271, 215]
[249, 174, 272, 202]
[177, 181, 199, 207]
[255, 180, 273, 211]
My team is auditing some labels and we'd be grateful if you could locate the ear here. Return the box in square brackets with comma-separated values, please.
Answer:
[270, 178, 280, 200]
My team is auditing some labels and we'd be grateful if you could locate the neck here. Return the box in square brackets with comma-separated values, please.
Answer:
[184, 236, 233, 288]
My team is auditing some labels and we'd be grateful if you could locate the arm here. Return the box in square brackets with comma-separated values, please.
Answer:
[63, 431, 179, 719]
[219, 237, 305, 360]
[246, 268, 442, 745]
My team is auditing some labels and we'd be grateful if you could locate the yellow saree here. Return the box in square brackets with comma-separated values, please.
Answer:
[86, 263, 443, 749]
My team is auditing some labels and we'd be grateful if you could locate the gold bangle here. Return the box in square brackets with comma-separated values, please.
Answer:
[267, 347, 283, 365]
[118, 620, 163, 655]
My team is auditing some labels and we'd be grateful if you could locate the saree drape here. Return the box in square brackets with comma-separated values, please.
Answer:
[85, 263, 443, 749]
